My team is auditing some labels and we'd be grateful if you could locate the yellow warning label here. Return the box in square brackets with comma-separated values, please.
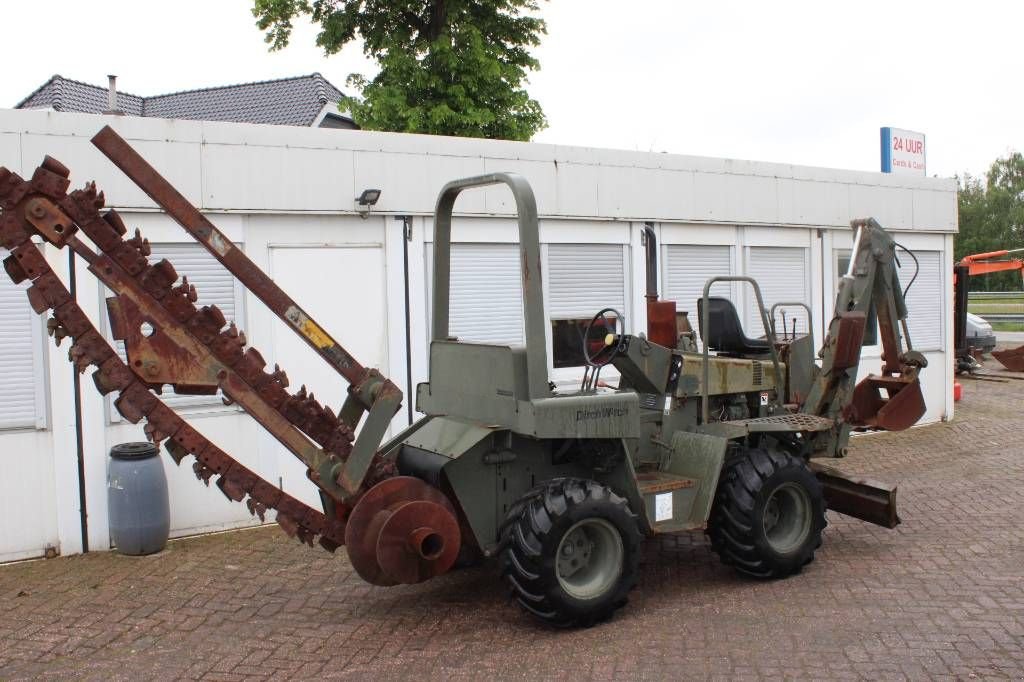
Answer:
[300, 318, 333, 349]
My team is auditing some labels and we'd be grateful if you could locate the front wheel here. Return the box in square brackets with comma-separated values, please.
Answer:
[500, 478, 641, 627]
[707, 447, 826, 578]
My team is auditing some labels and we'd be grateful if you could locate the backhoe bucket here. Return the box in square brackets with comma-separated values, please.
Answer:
[992, 345, 1024, 372]
[847, 374, 925, 431]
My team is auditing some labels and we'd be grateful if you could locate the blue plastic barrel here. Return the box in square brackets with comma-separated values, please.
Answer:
[107, 442, 170, 555]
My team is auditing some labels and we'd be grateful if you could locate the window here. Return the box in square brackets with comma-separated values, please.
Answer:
[0, 247, 46, 430]
[836, 251, 879, 346]
[547, 244, 626, 368]
[109, 243, 244, 416]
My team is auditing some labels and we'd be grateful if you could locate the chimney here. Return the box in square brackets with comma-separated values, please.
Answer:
[104, 75, 123, 115]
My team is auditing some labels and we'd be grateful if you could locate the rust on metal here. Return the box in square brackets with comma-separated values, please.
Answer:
[344, 476, 461, 586]
[831, 311, 867, 371]
[0, 151, 414, 554]
[809, 460, 900, 528]
[992, 345, 1024, 372]
[90, 126, 372, 389]
[646, 299, 678, 349]
[847, 374, 926, 432]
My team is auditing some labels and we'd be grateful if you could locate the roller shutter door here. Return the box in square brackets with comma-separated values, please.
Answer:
[426, 243, 524, 345]
[898, 250, 943, 351]
[547, 244, 626, 318]
[745, 246, 810, 337]
[112, 243, 242, 412]
[0, 248, 41, 430]
[663, 244, 733, 347]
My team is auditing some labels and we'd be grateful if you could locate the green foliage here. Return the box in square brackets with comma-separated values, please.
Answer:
[956, 152, 1024, 291]
[252, 0, 548, 140]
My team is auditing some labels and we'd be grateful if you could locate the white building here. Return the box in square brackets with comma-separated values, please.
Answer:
[0, 109, 958, 562]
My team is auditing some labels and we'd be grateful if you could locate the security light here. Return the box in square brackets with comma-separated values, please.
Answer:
[357, 189, 382, 206]
[355, 188, 382, 219]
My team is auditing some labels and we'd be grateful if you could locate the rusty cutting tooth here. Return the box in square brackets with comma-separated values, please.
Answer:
[143, 422, 168, 447]
[164, 439, 190, 466]
[68, 345, 91, 373]
[270, 364, 289, 388]
[246, 498, 268, 522]
[46, 317, 69, 345]
[216, 475, 246, 502]
[102, 209, 127, 236]
[41, 156, 70, 179]
[277, 513, 299, 538]
[192, 461, 214, 485]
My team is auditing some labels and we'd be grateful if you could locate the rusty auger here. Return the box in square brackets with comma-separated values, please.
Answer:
[0, 128, 461, 580]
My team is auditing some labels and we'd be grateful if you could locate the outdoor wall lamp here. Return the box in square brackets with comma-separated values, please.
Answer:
[356, 188, 382, 218]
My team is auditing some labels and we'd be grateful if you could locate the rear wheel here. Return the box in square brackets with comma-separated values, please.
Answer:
[500, 478, 641, 627]
[708, 447, 825, 578]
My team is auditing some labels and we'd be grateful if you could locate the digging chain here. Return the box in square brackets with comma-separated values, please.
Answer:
[0, 157, 393, 552]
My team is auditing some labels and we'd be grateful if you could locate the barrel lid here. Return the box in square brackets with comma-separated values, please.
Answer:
[110, 442, 160, 461]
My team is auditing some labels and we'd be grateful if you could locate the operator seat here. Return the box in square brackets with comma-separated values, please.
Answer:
[697, 296, 771, 355]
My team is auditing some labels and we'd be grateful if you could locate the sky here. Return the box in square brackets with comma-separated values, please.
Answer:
[1, 0, 1020, 180]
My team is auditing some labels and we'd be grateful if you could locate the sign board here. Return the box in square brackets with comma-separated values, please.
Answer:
[880, 127, 926, 175]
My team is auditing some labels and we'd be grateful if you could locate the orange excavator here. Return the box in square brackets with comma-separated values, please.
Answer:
[955, 248, 1024, 371]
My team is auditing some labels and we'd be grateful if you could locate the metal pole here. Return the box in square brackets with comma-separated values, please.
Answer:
[69, 249, 89, 552]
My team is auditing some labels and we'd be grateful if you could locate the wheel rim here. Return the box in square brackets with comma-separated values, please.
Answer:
[762, 482, 812, 555]
[555, 518, 624, 600]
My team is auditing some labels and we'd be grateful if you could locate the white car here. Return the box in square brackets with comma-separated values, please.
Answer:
[965, 312, 997, 353]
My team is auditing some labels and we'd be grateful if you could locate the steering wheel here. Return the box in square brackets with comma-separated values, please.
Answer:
[582, 308, 625, 367]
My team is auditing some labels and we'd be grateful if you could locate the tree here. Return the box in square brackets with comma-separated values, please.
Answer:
[253, 0, 548, 140]
[956, 152, 1024, 291]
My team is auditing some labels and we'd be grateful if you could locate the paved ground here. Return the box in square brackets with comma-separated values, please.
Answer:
[2, 363, 1023, 680]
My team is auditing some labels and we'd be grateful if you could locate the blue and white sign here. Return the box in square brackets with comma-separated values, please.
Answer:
[881, 127, 926, 175]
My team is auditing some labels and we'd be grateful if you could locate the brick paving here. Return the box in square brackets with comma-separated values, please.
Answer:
[1, 361, 1023, 680]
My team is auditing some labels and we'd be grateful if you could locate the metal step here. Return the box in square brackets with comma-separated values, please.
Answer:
[636, 471, 696, 495]
[728, 413, 835, 433]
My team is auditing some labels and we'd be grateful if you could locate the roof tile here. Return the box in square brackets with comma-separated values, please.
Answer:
[15, 73, 348, 127]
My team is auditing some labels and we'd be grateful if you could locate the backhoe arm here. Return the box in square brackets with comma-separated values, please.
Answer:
[801, 218, 927, 453]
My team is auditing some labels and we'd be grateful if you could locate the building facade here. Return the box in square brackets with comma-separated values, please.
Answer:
[0, 109, 958, 562]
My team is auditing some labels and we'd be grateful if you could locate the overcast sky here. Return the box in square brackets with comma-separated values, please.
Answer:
[2, 1, 1019, 179]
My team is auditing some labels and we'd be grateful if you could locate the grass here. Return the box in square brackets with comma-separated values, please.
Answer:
[968, 292, 1024, 318]
[992, 321, 1024, 332]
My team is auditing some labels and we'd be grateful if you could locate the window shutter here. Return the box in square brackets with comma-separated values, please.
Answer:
[898, 250, 943, 351]
[0, 248, 39, 429]
[425, 243, 524, 345]
[548, 244, 626, 319]
[111, 243, 241, 412]
[745, 246, 810, 337]
[663, 244, 733, 348]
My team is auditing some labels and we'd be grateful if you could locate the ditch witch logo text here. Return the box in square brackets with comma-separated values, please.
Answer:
[576, 406, 629, 421]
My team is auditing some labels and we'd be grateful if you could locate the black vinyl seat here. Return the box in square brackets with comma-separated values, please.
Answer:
[697, 296, 771, 355]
